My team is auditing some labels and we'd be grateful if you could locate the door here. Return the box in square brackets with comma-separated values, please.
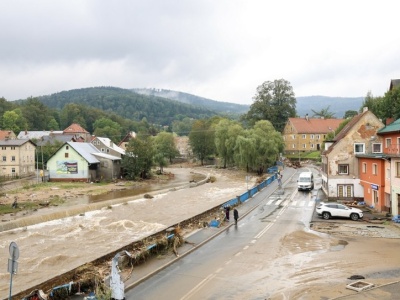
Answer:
[337, 185, 353, 198]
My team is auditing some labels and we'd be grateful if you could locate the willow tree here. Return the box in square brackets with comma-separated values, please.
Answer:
[214, 118, 244, 168]
[189, 119, 215, 165]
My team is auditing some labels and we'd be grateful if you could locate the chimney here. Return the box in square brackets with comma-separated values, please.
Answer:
[362, 107, 368, 113]
[305, 113, 309, 121]
[386, 118, 395, 125]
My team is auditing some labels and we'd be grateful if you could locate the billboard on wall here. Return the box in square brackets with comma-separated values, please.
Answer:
[56, 160, 78, 174]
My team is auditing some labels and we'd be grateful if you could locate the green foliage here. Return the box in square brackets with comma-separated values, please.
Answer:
[152, 132, 179, 167]
[172, 117, 194, 136]
[93, 117, 123, 143]
[214, 119, 244, 168]
[2, 109, 27, 133]
[242, 79, 296, 132]
[343, 110, 358, 119]
[122, 134, 154, 179]
[189, 119, 216, 165]
[37, 87, 219, 127]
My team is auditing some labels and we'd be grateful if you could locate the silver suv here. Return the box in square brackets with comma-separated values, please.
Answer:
[316, 202, 363, 221]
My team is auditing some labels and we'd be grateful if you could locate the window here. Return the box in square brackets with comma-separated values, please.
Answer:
[338, 164, 349, 175]
[106, 149, 110, 153]
[372, 143, 382, 153]
[397, 162, 400, 177]
[362, 163, 367, 173]
[11, 168, 15, 174]
[310, 144, 314, 149]
[386, 138, 392, 148]
[2, 156, 6, 162]
[11, 147, 15, 150]
[302, 134, 306, 139]
[316, 135, 320, 140]
[302, 144, 306, 149]
[65, 153, 69, 158]
[101, 148, 105, 152]
[66, 146, 69, 150]
[372, 163, 378, 175]
[11, 156, 15, 162]
[354, 143, 365, 154]
[1, 147, 5, 150]
[310, 134, 314, 139]
[292, 135, 295, 139]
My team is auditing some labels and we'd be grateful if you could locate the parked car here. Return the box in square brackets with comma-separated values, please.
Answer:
[316, 202, 363, 221]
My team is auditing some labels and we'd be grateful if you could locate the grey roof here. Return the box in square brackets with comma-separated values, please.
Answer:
[95, 137, 125, 155]
[0, 139, 36, 146]
[67, 142, 100, 164]
[17, 131, 63, 139]
[92, 152, 122, 161]
[390, 79, 400, 90]
[36, 134, 76, 146]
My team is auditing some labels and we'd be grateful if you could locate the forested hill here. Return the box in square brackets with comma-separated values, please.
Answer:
[132, 88, 250, 114]
[36, 87, 221, 125]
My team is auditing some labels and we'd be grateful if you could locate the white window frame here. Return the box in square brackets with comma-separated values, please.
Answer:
[338, 164, 349, 175]
[302, 134, 306, 139]
[362, 162, 367, 173]
[354, 143, 365, 154]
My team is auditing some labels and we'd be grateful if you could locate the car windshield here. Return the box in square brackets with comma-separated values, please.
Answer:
[299, 177, 310, 182]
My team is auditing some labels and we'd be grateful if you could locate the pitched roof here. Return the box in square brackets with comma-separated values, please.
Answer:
[17, 130, 63, 139]
[95, 137, 125, 155]
[0, 130, 16, 140]
[0, 139, 36, 146]
[390, 79, 400, 90]
[332, 111, 367, 142]
[92, 152, 121, 161]
[67, 142, 100, 164]
[118, 131, 136, 146]
[36, 134, 77, 146]
[378, 118, 400, 134]
[63, 123, 89, 134]
[288, 118, 344, 134]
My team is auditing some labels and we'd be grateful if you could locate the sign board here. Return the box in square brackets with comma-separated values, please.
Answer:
[371, 184, 379, 190]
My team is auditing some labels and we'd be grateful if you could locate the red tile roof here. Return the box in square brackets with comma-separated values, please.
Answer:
[63, 123, 89, 134]
[288, 118, 344, 134]
[0, 130, 15, 140]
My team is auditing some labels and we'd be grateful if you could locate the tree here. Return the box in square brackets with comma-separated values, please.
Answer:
[189, 119, 215, 165]
[343, 110, 358, 119]
[21, 97, 52, 130]
[2, 109, 28, 134]
[233, 133, 257, 173]
[311, 106, 336, 119]
[242, 79, 296, 132]
[153, 132, 179, 172]
[93, 117, 122, 143]
[121, 134, 154, 179]
[214, 119, 243, 168]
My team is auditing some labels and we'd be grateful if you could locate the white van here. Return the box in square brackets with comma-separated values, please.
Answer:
[297, 171, 314, 191]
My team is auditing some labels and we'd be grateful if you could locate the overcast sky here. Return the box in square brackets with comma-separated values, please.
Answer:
[1, 1, 399, 105]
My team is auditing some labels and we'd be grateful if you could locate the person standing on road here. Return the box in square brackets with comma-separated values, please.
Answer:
[225, 206, 230, 222]
[233, 208, 239, 225]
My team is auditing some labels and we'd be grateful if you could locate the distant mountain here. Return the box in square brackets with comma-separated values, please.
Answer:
[134, 89, 364, 119]
[296, 96, 364, 119]
[35, 87, 220, 126]
[132, 88, 250, 115]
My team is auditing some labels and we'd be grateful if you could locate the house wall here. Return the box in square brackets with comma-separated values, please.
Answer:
[391, 157, 400, 216]
[358, 157, 386, 212]
[0, 142, 36, 178]
[322, 111, 384, 200]
[47, 145, 91, 182]
[282, 124, 325, 153]
[96, 157, 121, 180]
